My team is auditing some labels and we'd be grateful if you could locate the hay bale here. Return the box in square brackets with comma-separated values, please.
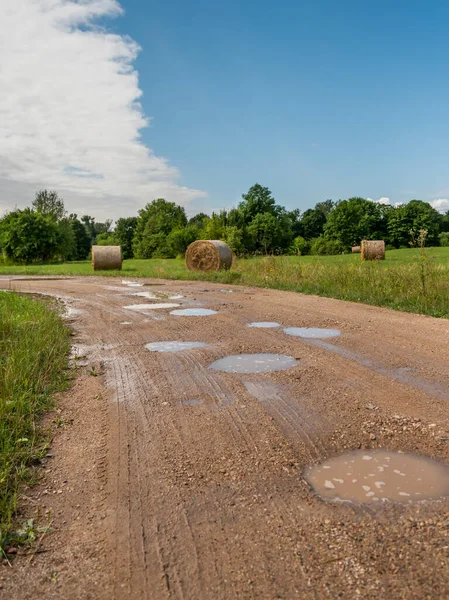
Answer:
[185, 240, 233, 272]
[361, 240, 385, 261]
[352, 245, 361, 254]
[92, 246, 122, 271]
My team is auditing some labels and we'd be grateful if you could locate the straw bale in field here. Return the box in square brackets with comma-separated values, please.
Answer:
[92, 246, 122, 270]
[185, 240, 233, 272]
[361, 240, 385, 261]
[352, 246, 361, 254]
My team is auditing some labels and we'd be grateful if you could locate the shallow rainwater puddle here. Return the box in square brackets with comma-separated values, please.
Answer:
[170, 308, 217, 317]
[122, 280, 143, 287]
[120, 321, 133, 325]
[305, 450, 449, 504]
[182, 398, 202, 406]
[284, 327, 340, 339]
[209, 353, 298, 374]
[124, 303, 180, 310]
[145, 341, 207, 352]
[132, 291, 184, 300]
[247, 322, 280, 328]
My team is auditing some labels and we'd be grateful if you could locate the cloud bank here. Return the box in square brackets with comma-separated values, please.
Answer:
[0, 0, 205, 219]
[430, 199, 449, 214]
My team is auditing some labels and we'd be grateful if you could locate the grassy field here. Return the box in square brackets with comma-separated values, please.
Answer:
[0, 292, 70, 556]
[1, 246, 449, 317]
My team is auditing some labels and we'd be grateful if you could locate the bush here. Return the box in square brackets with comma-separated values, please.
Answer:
[439, 232, 449, 247]
[310, 237, 347, 255]
[289, 236, 309, 255]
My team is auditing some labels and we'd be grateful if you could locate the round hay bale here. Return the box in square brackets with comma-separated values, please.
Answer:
[352, 245, 361, 254]
[185, 240, 233, 272]
[361, 240, 385, 261]
[92, 246, 122, 271]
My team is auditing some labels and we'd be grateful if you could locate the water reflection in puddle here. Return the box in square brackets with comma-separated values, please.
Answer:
[284, 327, 341, 339]
[132, 291, 184, 300]
[145, 341, 207, 352]
[124, 303, 180, 310]
[305, 450, 449, 504]
[170, 308, 217, 317]
[182, 398, 202, 406]
[247, 322, 280, 328]
[209, 353, 298, 374]
[122, 280, 143, 287]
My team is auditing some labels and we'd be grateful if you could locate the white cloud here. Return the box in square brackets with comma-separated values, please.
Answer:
[367, 196, 391, 205]
[0, 0, 205, 219]
[430, 199, 449, 214]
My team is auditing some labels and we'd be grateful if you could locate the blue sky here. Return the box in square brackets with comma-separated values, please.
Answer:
[1, 0, 449, 219]
[116, 0, 449, 214]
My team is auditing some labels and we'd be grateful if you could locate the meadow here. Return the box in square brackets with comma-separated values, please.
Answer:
[1, 247, 449, 317]
[0, 292, 70, 555]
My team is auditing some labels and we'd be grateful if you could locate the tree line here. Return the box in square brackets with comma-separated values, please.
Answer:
[1, 185, 448, 264]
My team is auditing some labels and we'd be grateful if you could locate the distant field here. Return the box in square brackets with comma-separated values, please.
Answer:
[1, 247, 449, 317]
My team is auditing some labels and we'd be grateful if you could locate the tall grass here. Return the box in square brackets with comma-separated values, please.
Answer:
[0, 292, 70, 553]
[1, 247, 449, 317]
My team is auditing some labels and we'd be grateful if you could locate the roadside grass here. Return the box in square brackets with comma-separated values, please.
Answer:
[0, 292, 70, 556]
[1, 246, 449, 317]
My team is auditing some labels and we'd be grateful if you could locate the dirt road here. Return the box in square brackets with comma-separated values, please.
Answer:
[2, 276, 449, 599]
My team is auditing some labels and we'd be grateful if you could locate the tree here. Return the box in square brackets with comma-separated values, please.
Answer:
[133, 199, 188, 258]
[0, 208, 61, 263]
[115, 217, 138, 259]
[32, 190, 66, 221]
[239, 184, 278, 223]
[386, 200, 442, 247]
[324, 197, 386, 248]
[68, 216, 91, 260]
[247, 212, 283, 254]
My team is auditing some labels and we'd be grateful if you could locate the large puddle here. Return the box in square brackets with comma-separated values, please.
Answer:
[170, 308, 217, 317]
[209, 353, 298, 374]
[145, 341, 207, 352]
[247, 322, 281, 328]
[305, 450, 449, 504]
[132, 291, 184, 300]
[284, 327, 341, 339]
[124, 303, 180, 310]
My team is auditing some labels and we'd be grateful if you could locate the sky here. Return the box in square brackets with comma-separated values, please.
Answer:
[1, 0, 449, 220]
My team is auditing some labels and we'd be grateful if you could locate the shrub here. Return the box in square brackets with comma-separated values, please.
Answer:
[310, 237, 347, 255]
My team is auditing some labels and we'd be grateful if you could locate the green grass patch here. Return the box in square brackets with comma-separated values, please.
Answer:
[0, 292, 70, 555]
[1, 246, 449, 317]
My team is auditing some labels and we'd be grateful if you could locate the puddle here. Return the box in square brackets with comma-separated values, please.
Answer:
[247, 322, 280, 328]
[120, 321, 133, 325]
[145, 341, 207, 352]
[122, 280, 143, 287]
[170, 308, 217, 317]
[284, 327, 341, 339]
[124, 303, 180, 310]
[209, 353, 298, 374]
[305, 450, 449, 504]
[132, 291, 184, 300]
[182, 398, 202, 406]
[220, 289, 233, 293]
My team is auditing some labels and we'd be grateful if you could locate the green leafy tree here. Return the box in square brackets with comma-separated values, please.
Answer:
[387, 200, 442, 247]
[0, 208, 61, 263]
[239, 184, 278, 223]
[247, 212, 283, 254]
[133, 199, 188, 258]
[68, 216, 91, 260]
[324, 197, 386, 248]
[32, 190, 66, 221]
[115, 217, 138, 259]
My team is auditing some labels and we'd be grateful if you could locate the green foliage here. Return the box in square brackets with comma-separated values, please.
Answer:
[32, 190, 66, 221]
[239, 183, 278, 223]
[114, 217, 137, 259]
[0, 209, 61, 264]
[68, 216, 91, 260]
[0, 292, 70, 551]
[247, 212, 283, 254]
[439, 232, 449, 247]
[289, 236, 309, 255]
[310, 237, 347, 255]
[133, 199, 188, 258]
[324, 197, 386, 248]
